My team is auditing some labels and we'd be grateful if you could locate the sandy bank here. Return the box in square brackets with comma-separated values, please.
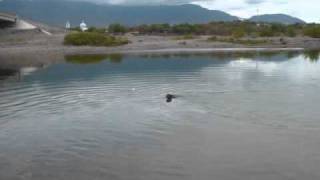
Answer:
[0, 31, 319, 57]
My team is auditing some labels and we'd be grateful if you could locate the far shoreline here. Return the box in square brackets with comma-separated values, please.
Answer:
[0, 31, 318, 58]
[0, 31, 320, 64]
[75, 47, 305, 55]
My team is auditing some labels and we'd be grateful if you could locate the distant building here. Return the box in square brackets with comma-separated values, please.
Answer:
[80, 20, 88, 32]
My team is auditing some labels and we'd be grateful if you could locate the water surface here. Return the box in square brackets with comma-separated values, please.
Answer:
[1, 51, 320, 180]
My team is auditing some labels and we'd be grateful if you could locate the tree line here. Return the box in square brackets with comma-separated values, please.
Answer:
[71, 21, 320, 38]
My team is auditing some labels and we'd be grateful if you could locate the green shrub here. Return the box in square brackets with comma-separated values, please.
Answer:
[286, 27, 297, 37]
[172, 23, 199, 34]
[64, 32, 129, 47]
[271, 24, 286, 34]
[108, 23, 128, 34]
[87, 27, 107, 34]
[304, 26, 320, 38]
[259, 28, 275, 37]
[232, 28, 246, 39]
[130, 22, 311, 37]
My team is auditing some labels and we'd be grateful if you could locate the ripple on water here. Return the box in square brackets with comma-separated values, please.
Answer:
[1, 53, 320, 180]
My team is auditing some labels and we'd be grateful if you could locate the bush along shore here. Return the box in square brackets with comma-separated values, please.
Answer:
[1, 21, 320, 56]
[100, 22, 320, 38]
[63, 21, 320, 48]
[64, 32, 129, 47]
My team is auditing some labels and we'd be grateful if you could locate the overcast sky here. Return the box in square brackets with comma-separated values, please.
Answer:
[6, 0, 318, 22]
[193, 0, 319, 23]
[86, 0, 318, 23]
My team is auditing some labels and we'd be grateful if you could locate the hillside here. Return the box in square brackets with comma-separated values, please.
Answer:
[0, 0, 238, 27]
[0, 0, 307, 27]
[249, 14, 305, 24]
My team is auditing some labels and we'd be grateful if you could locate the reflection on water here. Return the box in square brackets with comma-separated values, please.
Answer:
[65, 54, 123, 64]
[0, 67, 42, 81]
[304, 49, 320, 62]
[0, 51, 63, 82]
[1, 51, 320, 180]
[0, 68, 18, 80]
[138, 50, 302, 61]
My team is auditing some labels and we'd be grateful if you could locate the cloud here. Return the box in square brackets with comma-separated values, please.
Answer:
[193, 0, 319, 23]
[11, 0, 320, 22]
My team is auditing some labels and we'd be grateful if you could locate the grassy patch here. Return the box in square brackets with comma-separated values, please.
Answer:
[64, 32, 129, 47]
[304, 26, 320, 38]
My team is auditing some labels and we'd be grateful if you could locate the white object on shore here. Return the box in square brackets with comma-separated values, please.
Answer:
[66, 21, 71, 29]
[80, 20, 88, 32]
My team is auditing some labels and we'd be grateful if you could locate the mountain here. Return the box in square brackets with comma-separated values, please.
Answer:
[249, 14, 305, 24]
[0, 0, 238, 27]
[0, 0, 306, 26]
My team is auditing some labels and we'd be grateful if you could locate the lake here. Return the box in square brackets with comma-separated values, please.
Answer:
[1, 51, 320, 180]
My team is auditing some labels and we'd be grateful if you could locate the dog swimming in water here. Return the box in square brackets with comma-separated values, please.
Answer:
[166, 94, 177, 103]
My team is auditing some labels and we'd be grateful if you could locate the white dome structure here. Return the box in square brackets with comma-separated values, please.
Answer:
[80, 20, 88, 32]
[66, 21, 71, 29]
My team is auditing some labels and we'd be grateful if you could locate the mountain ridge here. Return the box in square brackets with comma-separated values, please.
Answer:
[0, 0, 305, 27]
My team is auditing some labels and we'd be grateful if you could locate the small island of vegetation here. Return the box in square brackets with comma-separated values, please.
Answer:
[64, 31, 129, 47]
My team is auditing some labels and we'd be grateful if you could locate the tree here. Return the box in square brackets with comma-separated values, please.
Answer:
[304, 25, 320, 38]
[259, 27, 275, 37]
[232, 28, 246, 39]
[108, 23, 128, 34]
[286, 27, 296, 37]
